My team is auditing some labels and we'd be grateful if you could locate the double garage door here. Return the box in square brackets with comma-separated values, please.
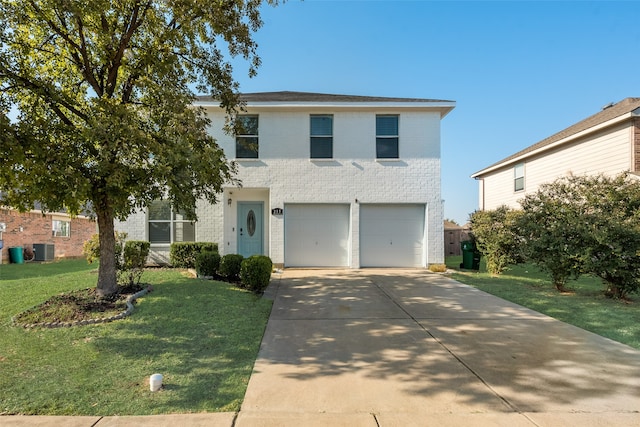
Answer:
[284, 204, 425, 267]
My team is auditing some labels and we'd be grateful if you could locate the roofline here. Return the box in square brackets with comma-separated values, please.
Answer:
[194, 92, 456, 118]
[471, 110, 638, 178]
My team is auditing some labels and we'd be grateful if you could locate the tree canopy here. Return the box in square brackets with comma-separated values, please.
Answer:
[0, 0, 275, 295]
[474, 173, 640, 299]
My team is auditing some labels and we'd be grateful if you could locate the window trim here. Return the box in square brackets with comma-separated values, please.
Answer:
[514, 163, 525, 192]
[52, 219, 71, 237]
[235, 115, 259, 159]
[310, 114, 333, 159]
[376, 114, 399, 159]
[148, 200, 196, 245]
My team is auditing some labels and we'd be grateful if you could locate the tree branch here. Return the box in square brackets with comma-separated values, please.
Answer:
[75, 14, 103, 96]
[106, 1, 152, 99]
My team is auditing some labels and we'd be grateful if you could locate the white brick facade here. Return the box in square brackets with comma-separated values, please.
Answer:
[117, 92, 455, 268]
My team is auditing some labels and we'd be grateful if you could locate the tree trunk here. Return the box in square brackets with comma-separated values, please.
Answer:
[96, 207, 118, 297]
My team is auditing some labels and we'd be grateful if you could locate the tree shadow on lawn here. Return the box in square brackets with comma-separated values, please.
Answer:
[247, 270, 640, 414]
[90, 279, 272, 413]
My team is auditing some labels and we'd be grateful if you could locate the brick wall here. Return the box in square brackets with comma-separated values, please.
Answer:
[0, 209, 96, 263]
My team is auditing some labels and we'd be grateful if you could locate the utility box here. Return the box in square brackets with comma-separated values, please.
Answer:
[33, 244, 55, 261]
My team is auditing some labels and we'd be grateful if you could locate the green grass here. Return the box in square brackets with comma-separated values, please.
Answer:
[446, 256, 640, 350]
[0, 260, 272, 415]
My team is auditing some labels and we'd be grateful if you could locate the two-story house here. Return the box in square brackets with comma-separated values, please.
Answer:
[472, 97, 640, 210]
[117, 91, 455, 268]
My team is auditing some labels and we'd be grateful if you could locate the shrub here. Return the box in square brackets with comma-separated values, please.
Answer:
[82, 231, 128, 266]
[121, 240, 150, 286]
[519, 173, 640, 298]
[470, 206, 523, 275]
[170, 242, 219, 268]
[195, 251, 221, 278]
[428, 264, 447, 273]
[240, 255, 273, 293]
[218, 254, 244, 281]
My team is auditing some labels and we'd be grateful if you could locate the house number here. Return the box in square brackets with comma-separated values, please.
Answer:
[271, 208, 283, 215]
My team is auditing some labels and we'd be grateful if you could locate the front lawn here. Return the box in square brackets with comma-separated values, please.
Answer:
[446, 256, 640, 350]
[0, 260, 272, 415]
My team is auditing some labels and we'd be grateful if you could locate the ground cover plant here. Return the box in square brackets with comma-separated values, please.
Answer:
[0, 260, 272, 415]
[445, 256, 640, 350]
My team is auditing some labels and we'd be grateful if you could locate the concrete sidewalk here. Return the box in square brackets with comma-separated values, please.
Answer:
[3, 269, 640, 426]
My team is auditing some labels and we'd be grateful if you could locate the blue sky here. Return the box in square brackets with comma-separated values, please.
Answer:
[230, 0, 640, 224]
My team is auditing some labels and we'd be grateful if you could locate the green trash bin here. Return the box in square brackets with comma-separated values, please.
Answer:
[460, 241, 474, 269]
[9, 246, 24, 264]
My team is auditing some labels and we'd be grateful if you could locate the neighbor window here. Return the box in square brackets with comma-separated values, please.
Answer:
[148, 200, 195, 244]
[310, 115, 333, 158]
[376, 115, 399, 159]
[235, 115, 259, 159]
[52, 220, 70, 237]
[514, 163, 525, 192]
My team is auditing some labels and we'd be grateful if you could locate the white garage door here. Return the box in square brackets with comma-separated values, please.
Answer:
[360, 204, 425, 267]
[285, 204, 350, 267]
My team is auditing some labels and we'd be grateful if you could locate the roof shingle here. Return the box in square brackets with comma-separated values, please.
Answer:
[197, 91, 454, 104]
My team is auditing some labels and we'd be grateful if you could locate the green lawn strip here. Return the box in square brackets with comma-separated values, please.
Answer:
[0, 261, 272, 415]
[446, 256, 640, 350]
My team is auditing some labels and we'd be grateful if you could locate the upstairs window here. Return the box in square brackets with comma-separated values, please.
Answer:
[514, 163, 525, 192]
[52, 220, 70, 237]
[310, 115, 333, 158]
[376, 115, 399, 159]
[148, 200, 195, 244]
[235, 115, 259, 159]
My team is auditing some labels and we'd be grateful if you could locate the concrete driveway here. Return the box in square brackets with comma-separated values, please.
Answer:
[238, 269, 640, 426]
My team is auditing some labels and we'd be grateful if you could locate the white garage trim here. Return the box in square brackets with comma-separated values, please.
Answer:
[284, 204, 351, 267]
[360, 204, 425, 267]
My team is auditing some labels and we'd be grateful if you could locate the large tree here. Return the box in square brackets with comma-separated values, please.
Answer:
[0, 0, 274, 296]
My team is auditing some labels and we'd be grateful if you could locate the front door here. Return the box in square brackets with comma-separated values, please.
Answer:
[238, 202, 263, 258]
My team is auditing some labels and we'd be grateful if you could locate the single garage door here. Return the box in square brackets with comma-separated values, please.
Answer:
[285, 204, 350, 267]
[360, 204, 425, 267]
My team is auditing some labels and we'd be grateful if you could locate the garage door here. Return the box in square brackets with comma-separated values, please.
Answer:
[285, 204, 350, 267]
[360, 204, 425, 267]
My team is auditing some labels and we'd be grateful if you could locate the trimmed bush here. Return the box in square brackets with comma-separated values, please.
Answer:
[170, 242, 219, 268]
[240, 255, 273, 293]
[195, 251, 221, 278]
[218, 254, 244, 281]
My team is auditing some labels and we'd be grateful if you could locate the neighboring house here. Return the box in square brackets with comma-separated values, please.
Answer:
[471, 97, 640, 210]
[117, 91, 455, 268]
[0, 207, 96, 263]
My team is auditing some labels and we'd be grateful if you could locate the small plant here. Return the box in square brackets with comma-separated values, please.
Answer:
[195, 251, 221, 278]
[428, 264, 447, 273]
[218, 254, 244, 282]
[83, 231, 128, 266]
[83, 233, 149, 287]
[240, 255, 273, 293]
[120, 241, 150, 286]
